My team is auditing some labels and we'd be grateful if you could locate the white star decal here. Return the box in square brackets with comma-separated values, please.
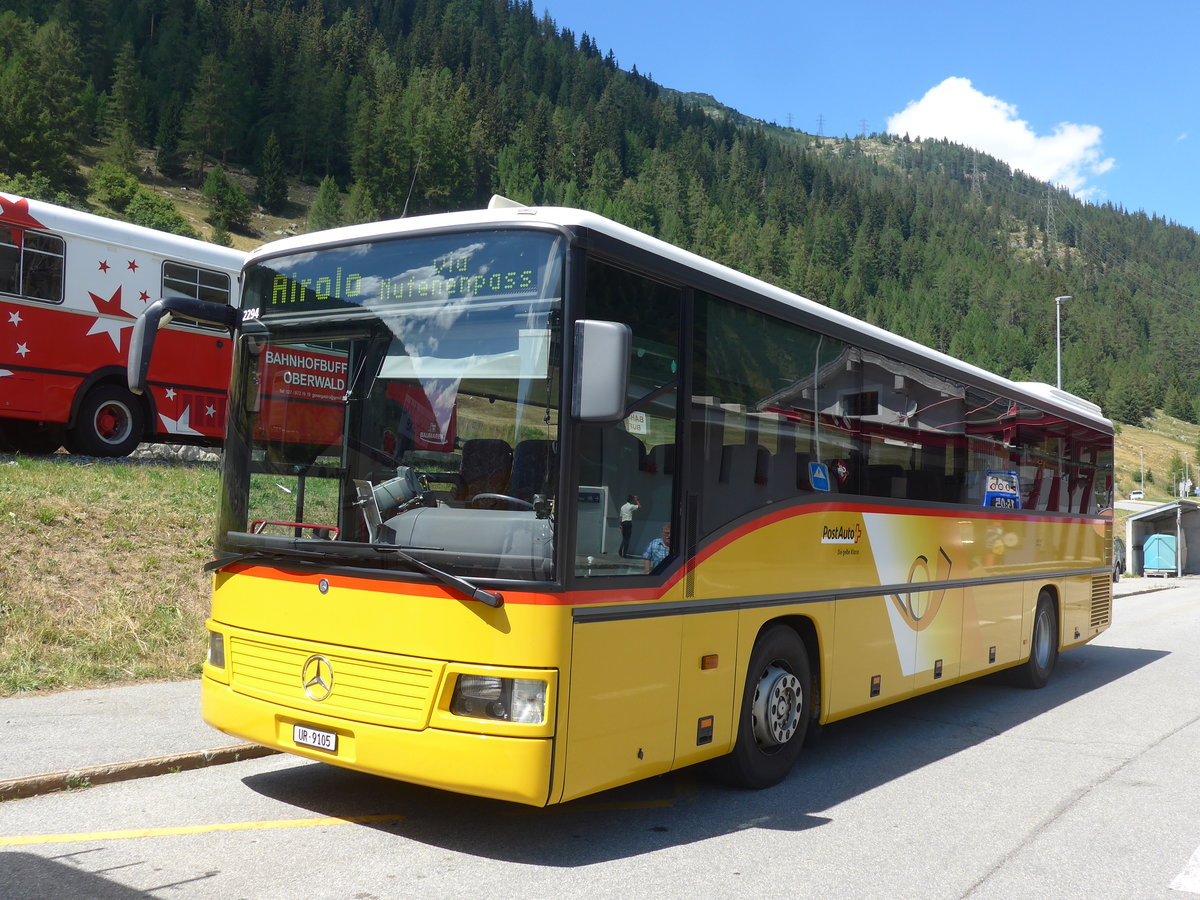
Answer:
[0, 369, 12, 378]
[7, 311, 20, 326]
[205, 403, 216, 417]
[15, 342, 29, 357]
[158, 405, 202, 435]
[86, 316, 134, 351]
[165, 387, 177, 400]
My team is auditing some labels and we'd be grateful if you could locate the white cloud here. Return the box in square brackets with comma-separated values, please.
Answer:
[886, 77, 1114, 197]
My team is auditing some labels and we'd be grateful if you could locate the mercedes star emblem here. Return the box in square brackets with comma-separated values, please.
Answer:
[301, 654, 334, 702]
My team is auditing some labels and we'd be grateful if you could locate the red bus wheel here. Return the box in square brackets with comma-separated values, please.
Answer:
[68, 386, 145, 457]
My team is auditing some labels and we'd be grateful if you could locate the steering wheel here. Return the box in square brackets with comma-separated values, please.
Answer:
[469, 492, 535, 510]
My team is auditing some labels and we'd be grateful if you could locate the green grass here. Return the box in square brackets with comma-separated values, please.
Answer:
[1115, 411, 1200, 501]
[0, 453, 219, 694]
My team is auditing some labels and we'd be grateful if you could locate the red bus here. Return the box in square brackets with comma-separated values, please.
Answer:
[0, 191, 245, 456]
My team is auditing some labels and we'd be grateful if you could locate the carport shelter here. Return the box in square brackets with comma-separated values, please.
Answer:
[1125, 499, 1200, 576]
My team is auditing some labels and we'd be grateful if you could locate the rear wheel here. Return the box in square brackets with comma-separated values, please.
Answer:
[719, 624, 811, 789]
[67, 385, 144, 457]
[1012, 590, 1058, 689]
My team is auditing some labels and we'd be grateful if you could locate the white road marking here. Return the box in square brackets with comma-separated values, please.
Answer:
[1172, 843, 1200, 893]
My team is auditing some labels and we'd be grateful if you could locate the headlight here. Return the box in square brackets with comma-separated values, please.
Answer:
[451, 675, 546, 724]
[207, 630, 226, 669]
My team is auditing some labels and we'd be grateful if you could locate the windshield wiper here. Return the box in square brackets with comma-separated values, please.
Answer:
[225, 532, 504, 608]
[368, 543, 504, 608]
[203, 550, 272, 573]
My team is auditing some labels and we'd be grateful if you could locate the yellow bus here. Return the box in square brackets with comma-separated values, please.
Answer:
[131, 198, 1114, 805]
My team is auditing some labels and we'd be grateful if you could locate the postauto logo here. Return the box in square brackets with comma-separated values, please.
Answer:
[820, 522, 862, 545]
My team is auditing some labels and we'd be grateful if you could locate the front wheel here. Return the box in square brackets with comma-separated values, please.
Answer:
[718, 624, 812, 789]
[67, 385, 145, 457]
[1012, 590, 1058, 689]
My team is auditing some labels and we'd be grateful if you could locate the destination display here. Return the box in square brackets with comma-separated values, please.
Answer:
[245, 230, 558, 318]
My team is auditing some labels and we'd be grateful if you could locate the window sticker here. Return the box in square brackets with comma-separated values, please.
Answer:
[984, 470, 1020, 509]
[809, 462, 831, 492]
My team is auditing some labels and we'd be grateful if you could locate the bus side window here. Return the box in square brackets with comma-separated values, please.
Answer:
[574, 259, 680, 577]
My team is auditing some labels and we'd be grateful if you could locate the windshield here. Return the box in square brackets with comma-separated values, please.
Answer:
[219, 229, 564, 582]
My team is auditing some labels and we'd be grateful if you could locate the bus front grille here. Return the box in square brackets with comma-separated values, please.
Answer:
[228, 636, 444, 729]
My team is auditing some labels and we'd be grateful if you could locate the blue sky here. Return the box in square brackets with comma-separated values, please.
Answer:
[542, 0, 1200, 231]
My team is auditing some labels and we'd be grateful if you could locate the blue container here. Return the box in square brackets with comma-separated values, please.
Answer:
[1143, 534, 1177, 571]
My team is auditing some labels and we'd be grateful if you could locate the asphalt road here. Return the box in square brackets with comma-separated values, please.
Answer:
[2, 585, 1199, 899]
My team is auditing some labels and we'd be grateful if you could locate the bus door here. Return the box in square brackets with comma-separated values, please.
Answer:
[564, 259, 688, 801]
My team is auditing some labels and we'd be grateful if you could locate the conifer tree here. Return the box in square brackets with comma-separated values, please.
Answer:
[182, 54, 229, 184]
[308, 176, 343, 232]
[346, 181, 379, 225]
[106, 42, 140, 142]
[155, 94, 184, 177]
[255, 132, 287, 214]
[202, 166, 251, 232]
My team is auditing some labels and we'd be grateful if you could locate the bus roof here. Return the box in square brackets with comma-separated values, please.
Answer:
[2, 191, 245, 272]
[246, 200, 1112, 433]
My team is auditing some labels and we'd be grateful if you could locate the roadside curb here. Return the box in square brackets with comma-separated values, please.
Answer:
[1116, 582, 1184, 599]
[0, 744, 279, 802]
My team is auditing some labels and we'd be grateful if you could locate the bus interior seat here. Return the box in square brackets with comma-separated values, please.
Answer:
[754, 445, 771, 486]
[577, 426, 645, 518]
[642, 442, 676, 478]
[1046, 475, 1063, 512]
[791, 453, 812, 491]
[634, 443, 675, 545]
[512, 439, 557, 501]
[1026, 467, 1045, 509]
[718, 443, 772, 504]
[455, 438, 513, 501]
[867, 464, 906, 498]
[906, 469, 942, 502]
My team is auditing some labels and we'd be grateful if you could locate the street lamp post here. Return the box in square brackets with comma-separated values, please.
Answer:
[1055, 295, 1072, 389]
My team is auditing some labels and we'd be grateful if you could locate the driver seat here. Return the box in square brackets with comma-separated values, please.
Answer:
[455, 438, 513, 502]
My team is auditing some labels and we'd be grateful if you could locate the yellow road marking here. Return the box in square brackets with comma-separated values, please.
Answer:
[0, 814, 401, 847]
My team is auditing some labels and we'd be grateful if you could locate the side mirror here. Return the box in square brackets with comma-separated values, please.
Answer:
[129, 297, 241, 394]
[572, 319, 630, 422]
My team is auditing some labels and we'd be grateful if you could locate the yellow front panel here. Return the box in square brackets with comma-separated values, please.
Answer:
[212, 564, 571, 667]
[206, 566, 568, 804]
[202, 675, 554, 806]
[229, 635, 442, 729]
[563, 615, 682, 802]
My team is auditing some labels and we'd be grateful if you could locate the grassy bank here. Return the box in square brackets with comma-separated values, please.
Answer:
[0, 453, 217, 694]
[1114, 411, 1200, 501]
